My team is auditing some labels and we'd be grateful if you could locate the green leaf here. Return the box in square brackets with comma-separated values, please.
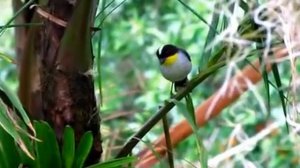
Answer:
[16, 133, 36, 168]
[0, 126, 20, 168]
[0, 100, 34, 160]
[262, 69, 270, 118]
[95, 0, 107, 106]
[257, 42, 271, 119]
[13, 117, 36, 167]
[184, 94, 196, 128]
[0, 52, 14, 63]
[207, 45, 226, 67]
[73, 131, 93, 168]
[0, 81, 35, 134]
[271, 63, 288, 130]
[0, 93, 36, 167]
[86, 157, 136, 168]
[34, 121, 62, 168]
[172, 98, 196, 131]
[62, 126, 75, 168]
[200, 2, 220, 70]
[239, 0, 249, 12]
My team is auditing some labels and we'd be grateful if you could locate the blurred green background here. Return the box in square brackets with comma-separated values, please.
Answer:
[1, 0, 299, 167]
[0, 0, 17, 89]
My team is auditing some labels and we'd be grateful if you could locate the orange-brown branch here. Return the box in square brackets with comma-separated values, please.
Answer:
[137, 47, 287, 167]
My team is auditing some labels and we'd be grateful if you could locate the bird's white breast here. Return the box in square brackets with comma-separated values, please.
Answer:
[159, 51, 192, 82]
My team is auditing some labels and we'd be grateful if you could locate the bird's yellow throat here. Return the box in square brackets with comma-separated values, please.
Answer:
[163, 53, 178, 66]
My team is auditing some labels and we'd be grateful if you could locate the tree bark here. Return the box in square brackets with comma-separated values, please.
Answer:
[16, 0, 102, 165]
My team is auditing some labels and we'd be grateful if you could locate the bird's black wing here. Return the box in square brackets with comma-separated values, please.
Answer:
[180, 48, 191, 61]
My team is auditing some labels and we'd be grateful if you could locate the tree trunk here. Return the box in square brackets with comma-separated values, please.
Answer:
[16, 0, 102, 165]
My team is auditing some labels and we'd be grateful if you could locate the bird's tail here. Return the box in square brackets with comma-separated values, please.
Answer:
[174, 77, 188, 92]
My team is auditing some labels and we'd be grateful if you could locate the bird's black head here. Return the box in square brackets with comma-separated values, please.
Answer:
[156, 44, 179, 59]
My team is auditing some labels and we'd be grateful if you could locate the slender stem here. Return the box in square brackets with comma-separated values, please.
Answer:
[95, 0, 115, 19]
[177, 0, 218, 34]
[96, 0, 107, 106]
[0, 0, 35, 36]
[116, 61, 226, 158]
[98, 0, 127, 27]
[162, 116, 174, 168]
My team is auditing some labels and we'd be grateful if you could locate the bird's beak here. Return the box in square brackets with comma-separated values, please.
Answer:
[159, 58, 165, 64]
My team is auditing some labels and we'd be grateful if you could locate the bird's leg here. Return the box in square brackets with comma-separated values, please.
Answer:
[170, 83, 175, 98]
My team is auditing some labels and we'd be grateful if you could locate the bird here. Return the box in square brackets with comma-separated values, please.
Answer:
[155, 44, 192, 92]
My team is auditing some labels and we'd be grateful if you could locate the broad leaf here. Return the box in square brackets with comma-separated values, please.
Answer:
[35, 121, 62, 168]
[73, 131, 93, 168]
[62, 126, 75, 168]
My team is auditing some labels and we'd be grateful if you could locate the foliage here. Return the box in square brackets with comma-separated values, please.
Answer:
[0, 119, 135, 167]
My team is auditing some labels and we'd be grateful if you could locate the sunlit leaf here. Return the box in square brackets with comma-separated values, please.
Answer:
[0, 81, 35, 135]
[0, 52, 15, 64]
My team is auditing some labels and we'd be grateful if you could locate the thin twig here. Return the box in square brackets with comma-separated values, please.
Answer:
[31, 5, 101, 31]
[31, 5, 67, 27]
[102, 111, 134, 122]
